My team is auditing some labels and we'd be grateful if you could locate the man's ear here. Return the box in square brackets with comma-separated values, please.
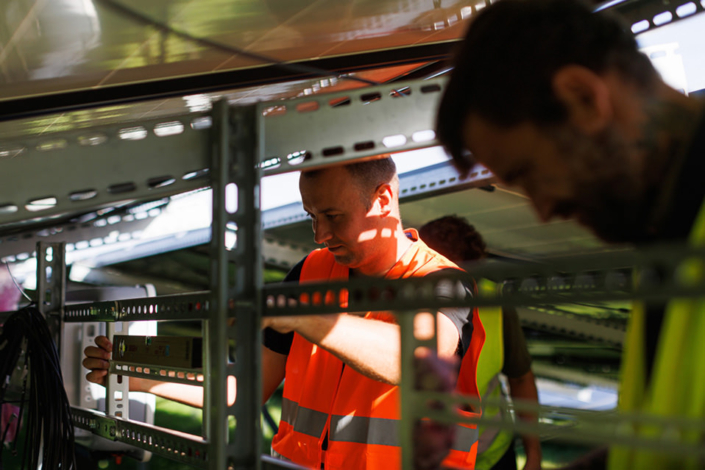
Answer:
[374, 183, 394, 217]
[552, 65, 613, 135]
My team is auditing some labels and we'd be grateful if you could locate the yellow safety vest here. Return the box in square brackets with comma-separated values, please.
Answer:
[608, 202, 705, 469]
[474, 280, 516, 470]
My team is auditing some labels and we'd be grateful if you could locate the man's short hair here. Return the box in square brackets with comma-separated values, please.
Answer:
[437, 0, 659, 171]
[419, 215, 487, 263]
[302, 157, 398, 209]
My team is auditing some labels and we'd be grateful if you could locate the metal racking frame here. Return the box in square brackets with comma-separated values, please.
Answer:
[3, 8, 705, 461]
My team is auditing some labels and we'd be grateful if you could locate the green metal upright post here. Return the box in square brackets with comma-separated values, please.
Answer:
[398, 311, 416, 470]
[229, 103, 263, 469]
[208, 100, 262, 469]
[37, 242, 66, 347]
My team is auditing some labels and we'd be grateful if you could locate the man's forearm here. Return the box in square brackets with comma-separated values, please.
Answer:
[507, 370, 542, 469]
[277, 313, 459, 385]
[131, 376, 237, 408]
[296, 314, 403, 384]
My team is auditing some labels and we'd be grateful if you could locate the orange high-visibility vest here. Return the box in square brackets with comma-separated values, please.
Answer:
[271, 231, 485, 469]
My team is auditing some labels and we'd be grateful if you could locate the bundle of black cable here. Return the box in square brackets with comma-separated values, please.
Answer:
[0, 305, 76, 469]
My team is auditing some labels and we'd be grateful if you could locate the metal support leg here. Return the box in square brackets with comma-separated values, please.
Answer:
[206, 99, 232, 467]
[399, 310, 441, 470]
[229, 104, 262, 469]
[398, 311, 416, 470]
[208, 100, 262, 469]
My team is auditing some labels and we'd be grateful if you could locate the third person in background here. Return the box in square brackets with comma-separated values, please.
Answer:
[420, 216, 541, 470]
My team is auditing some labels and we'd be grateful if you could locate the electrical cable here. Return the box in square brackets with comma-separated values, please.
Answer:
[97, 0, 382, 87]
[0, 305, 76, 469]
[2, 261, 32, 304]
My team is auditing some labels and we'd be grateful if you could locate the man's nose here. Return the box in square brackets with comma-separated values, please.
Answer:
[313, 219, 332, 245]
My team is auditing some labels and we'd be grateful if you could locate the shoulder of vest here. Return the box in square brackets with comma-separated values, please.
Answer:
[304, 248, 335, 267]
[301, 248, 340, 282]
[414, 244, 463, 275]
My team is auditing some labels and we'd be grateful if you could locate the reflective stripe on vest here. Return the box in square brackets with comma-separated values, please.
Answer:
[474, 382, 514, 470]
[333, 413, 479, 451]
[271, 230, 484, 469]
[476, 376, 502, 454]
[473, 280, 515, 469]
[283, 396, 480, 451]
[608, 199, 705, 470]
[281, 397, 329, 438]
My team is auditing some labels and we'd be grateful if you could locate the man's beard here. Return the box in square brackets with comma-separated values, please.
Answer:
[552, 125, 658, 244]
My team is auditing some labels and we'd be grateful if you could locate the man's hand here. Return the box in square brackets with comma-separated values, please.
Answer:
[523, 455, 542, 470]
[82, 335, 113, 386]
[508, 371, 542, 470]
[82, 336, 191, 399]
[83, 336, 147, 393]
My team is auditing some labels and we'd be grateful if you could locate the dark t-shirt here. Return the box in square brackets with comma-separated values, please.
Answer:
[263, 256, 474, 357]
[500, 306, 532, 378]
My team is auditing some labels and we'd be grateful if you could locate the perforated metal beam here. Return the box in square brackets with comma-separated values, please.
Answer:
[605, 0, 705, 34]
[257, 77, 447, 175]
[0, 115, 212, 228]
[111, 361, 203, 387]
[517, 307, 625, 346]
[71, 407, 210, 468]
[261, 244, 703, 316]
[0, 209, 158, 261]
[63, 292, 211, 322]
[58, 244, 702, 323]
[1, 77, 469, 254]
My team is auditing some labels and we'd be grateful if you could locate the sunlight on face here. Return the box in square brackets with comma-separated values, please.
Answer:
[299, 166, 403, 274]
[357, 229, 379, 243]
[300, 167, 381, 268]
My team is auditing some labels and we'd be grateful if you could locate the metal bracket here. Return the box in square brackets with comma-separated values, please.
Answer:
[36, 242, 66, 348]
[106, 322, 131, 420]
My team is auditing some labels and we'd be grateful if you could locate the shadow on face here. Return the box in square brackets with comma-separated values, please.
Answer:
[299, 166, 406, 274]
